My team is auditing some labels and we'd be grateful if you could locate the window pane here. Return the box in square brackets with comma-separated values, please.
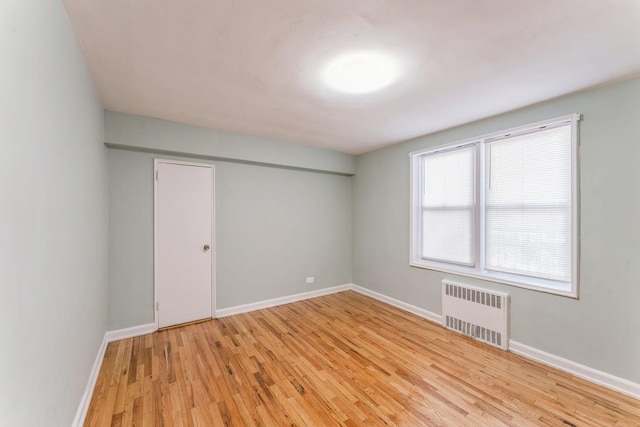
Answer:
[423, 147, 475, 208]
[421, 146, 475, 265]
[422, 209, 474, 265]
[485, 207, 571, 281]
[485, 125, 572, 282]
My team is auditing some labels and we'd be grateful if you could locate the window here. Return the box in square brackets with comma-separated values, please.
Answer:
[410, 114, 579, 297]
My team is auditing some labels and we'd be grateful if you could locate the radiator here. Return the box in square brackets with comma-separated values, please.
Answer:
[441, 280, 510, 350]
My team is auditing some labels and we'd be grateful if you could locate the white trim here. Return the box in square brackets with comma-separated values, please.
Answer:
[153, 159, 216, 328]
[571, 114, 581, 299]
[105, 323, 157, 342]
[72, 335, 108, 427]
[153, 159, 159, 329]
[509, 341, 640, 400]
[211, 165, 217, 319]
[215, 284, 352, 318]
[350, 284, 442, 324]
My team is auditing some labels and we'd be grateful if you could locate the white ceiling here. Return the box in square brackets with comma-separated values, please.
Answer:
[63, 0, 640, 154]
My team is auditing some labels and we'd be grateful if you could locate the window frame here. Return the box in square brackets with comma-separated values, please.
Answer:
[409, 114, 580, 298]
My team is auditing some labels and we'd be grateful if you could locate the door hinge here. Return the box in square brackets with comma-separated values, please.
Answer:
[156, 302, 159, 311]
[155, 169, 159, 181]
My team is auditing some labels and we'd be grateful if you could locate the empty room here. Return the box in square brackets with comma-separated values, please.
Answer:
[2, 0, 640, 426]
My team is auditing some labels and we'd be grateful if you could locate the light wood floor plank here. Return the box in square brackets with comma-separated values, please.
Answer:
[85, 291, 640, 426]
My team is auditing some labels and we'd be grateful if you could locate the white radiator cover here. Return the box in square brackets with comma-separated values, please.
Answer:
[442, 280, 511, 350]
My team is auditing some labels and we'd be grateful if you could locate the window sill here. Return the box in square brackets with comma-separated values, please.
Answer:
[409, 260, 578, 299]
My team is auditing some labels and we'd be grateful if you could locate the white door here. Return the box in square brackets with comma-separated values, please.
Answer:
[155, 160, 214, 328]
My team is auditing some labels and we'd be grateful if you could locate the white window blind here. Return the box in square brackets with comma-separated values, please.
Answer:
[410, 114, 579, 297]
[485, 125, 572, 282]
[421, 145, 475, 265]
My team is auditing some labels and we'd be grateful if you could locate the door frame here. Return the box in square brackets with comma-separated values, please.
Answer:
[153, 158, 216, 329]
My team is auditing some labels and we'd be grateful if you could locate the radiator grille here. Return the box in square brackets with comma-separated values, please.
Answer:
[444, 282, 502, 309]
[445, 315, 502, 347]
[442, 280, 510, 350]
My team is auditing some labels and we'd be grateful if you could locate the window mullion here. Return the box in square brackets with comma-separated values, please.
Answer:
[476, 141, 485, 273]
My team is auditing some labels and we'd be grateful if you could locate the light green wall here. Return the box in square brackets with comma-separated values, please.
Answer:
[108, 147, 352, 330]
[0, 1, 108, 426]
[105, 111, 356, 175]
[353, 77, 640, 383]
[108, 150, 154, 328]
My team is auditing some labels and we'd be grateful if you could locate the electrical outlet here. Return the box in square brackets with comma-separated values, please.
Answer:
[305, 276, 315, 284]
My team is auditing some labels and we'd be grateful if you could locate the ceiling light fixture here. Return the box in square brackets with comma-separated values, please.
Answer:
[322, 52, 400, 94]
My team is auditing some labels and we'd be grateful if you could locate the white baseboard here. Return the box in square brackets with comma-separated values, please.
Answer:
[350, 284, 443, 324]
[72, 334, 108, 427]
[509, 341, 640, 400]
[105, 322, 157, 342]
[215, 284, 352, 318]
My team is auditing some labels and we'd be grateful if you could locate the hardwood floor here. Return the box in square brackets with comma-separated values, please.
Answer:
[85, 291, 640, 426]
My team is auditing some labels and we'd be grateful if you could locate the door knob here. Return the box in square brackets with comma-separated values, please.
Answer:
[203, 244, 210, 252]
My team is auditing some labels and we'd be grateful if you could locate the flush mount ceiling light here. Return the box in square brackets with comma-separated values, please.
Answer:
[322, 52, 400, 94]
